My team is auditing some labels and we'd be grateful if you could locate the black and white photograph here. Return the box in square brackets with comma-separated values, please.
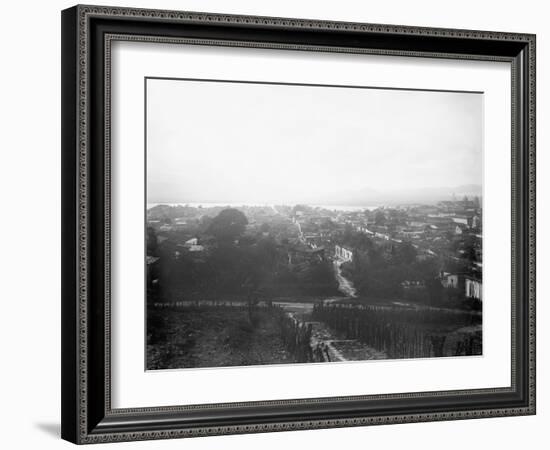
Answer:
[56, 4, 537, 445]
[145, 78, 484, 370]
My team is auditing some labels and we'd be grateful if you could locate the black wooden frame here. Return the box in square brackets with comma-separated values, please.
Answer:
[61, 4, 536, 444]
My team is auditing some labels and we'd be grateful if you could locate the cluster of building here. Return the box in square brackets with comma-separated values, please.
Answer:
[146, 197, 483, 303]
[440, 271, 483, 301]
[290, 198, 483, 302]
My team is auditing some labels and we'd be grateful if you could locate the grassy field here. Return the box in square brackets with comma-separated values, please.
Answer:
[147, 305, 296, 370]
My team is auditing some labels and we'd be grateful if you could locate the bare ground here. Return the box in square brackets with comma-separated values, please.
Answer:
[147, 306, 296, 370]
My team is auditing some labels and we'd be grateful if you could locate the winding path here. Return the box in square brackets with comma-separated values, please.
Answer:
[333, 259, 357, 298]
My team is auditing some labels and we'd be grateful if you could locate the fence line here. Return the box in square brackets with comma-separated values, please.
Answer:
[312, 304, 481, 359]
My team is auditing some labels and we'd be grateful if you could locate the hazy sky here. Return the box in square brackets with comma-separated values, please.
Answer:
[146, 78, 483, 204]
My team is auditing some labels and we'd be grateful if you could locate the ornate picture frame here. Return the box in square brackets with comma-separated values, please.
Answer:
[61, 5, 535, 444]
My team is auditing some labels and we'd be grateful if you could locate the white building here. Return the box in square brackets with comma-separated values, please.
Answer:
[452, 216, 470, 227]
[441, 272, 483, 301]
[440, 272, 460, 289]
[335, 245, 353, 262]
[465, 277, 482, 300]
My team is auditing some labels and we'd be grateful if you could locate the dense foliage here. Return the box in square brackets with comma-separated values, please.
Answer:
[149, 209, 340, 302]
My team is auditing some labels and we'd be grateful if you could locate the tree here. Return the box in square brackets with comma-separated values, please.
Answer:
[374, 210, 386, 226]
[206, 208, 248, 243]
[387, 208, 401, 223]
[320, 218, 337, 231]
[396, 242, 417, 265]
[198, 215, 213, 233]
[146, 226, 158, 256]
[427, 277, 444, 305]
[343, 223, 354, 242]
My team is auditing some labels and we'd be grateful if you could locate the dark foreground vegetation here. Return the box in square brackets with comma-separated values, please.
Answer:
[146, 205, 483, 369]
[147, 303, 318, 369]
[339, 225, 482, 311]
[147, 207, 340, 303]
[147, 301, 481, 370]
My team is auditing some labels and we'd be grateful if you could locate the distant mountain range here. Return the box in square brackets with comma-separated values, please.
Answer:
[298, 184, 482, 207]
[149, 184, 482, 208]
